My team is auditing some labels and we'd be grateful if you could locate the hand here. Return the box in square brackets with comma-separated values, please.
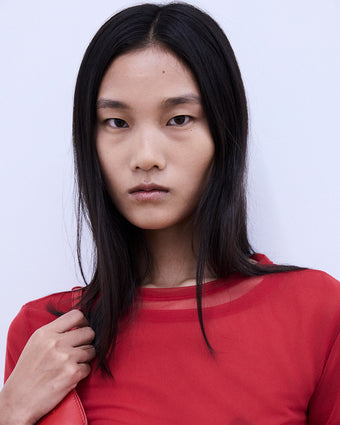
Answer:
[0, 309, 95, 425]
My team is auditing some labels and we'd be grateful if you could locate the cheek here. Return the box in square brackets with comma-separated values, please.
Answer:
[97, 152, 122, 203]
[97, 139, 120, 178]
[191, 143, 214, 182]
[102, 168, 123, 203]
[181, 147, 214, 201]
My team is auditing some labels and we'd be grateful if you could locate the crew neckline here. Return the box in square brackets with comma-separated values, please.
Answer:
[137, 275, 237, 300]
[134, 254, 274, 321]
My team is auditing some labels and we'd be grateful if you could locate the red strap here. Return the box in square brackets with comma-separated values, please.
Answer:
[71, 286, 83, 309]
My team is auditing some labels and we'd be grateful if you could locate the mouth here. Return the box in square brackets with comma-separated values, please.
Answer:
[129, 183, 169, 193]
[128, 183, 169, 201]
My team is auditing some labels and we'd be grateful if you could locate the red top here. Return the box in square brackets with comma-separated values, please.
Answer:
[5, 255, 340, 424]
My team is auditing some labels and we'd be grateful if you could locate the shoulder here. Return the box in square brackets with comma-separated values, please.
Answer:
[262, 268, 340, 343]
[267, 267, 340, 303]
[10, 291, 81, 334]
[7, 289, 77, 346]
[254, 254, 340, 301]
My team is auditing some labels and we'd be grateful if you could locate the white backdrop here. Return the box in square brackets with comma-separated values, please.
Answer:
[1, 0, 339, 382]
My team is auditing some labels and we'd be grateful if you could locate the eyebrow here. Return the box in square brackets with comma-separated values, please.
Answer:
[96, 99, 129, 109]
[96, 94, 201, 110]
[161, 94, 201, 108]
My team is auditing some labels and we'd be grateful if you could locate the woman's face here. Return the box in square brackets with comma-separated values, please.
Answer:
[96, 45, 214, 231]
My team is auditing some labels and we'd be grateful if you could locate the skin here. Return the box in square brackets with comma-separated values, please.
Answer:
[96, 45, 215, 287]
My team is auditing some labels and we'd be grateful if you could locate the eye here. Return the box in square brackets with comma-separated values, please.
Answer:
[105, 118, 129, 128]
[167, 115, 191, 126]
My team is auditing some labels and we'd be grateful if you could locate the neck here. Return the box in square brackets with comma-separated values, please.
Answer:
[142, 223, 214, 288]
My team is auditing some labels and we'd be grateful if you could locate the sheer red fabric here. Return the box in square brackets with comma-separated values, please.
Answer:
[5, 255, 340, 424]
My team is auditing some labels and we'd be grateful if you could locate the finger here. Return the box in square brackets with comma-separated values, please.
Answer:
[64, 325, 95, 347]
[63, 362, 92, 388]
[49, 309, 88, 333]
[77, 362, 92, 381]
[74, 345, 96, 363]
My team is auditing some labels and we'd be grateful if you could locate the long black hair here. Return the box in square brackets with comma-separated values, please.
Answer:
[72, 2, 301, 374]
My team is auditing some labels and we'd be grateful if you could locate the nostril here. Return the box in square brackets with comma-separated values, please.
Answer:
[131, 154, 165, 171]
[135, 164, 161, 171]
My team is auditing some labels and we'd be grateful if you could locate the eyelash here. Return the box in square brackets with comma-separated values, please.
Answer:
[167, 115, 192, 126]
[104, 115, 192, 129]
[105, 118, 128, 129]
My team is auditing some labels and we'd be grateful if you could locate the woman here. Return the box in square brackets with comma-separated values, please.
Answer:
[1, 3, 339, 424]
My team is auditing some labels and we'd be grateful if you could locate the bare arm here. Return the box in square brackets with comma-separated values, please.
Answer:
[0, 309, 95, 425]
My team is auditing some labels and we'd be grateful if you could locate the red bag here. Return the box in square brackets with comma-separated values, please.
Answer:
[37, 390, 87, 425]
[38, 287, 87, 424]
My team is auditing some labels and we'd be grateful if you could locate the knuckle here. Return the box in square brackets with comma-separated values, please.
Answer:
[70, 309, 84, 320]
[33, 326, 46, 339]
[44, 336, 57, 352]
[78, 326, 95, 341]
[54, 337, 63, 350]
[70, 309, 85, 324]
[76, 363, 91, 380]
[67, 363, 81, 380]
[60, 350, 72, 362]
[63, 309, 84, 327]
[82, 363, 92, 377]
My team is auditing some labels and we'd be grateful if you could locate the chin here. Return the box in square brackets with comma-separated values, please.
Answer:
[131, 221, 174, 231]
[126, 214, 194, 232]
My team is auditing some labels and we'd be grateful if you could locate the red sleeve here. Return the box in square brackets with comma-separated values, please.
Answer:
[4, 306, 34, 382]
[308, 329, 340, 425]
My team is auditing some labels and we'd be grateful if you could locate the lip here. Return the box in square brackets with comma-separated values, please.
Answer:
[128, 183, 169, 201]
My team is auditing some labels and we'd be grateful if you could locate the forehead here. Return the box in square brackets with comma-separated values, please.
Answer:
[98, 45, 200, 99]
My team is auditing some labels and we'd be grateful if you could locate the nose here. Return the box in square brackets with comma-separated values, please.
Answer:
[130, 127, 166, 171]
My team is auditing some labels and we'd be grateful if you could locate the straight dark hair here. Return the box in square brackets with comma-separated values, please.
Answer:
[72, 2, 301, 375]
